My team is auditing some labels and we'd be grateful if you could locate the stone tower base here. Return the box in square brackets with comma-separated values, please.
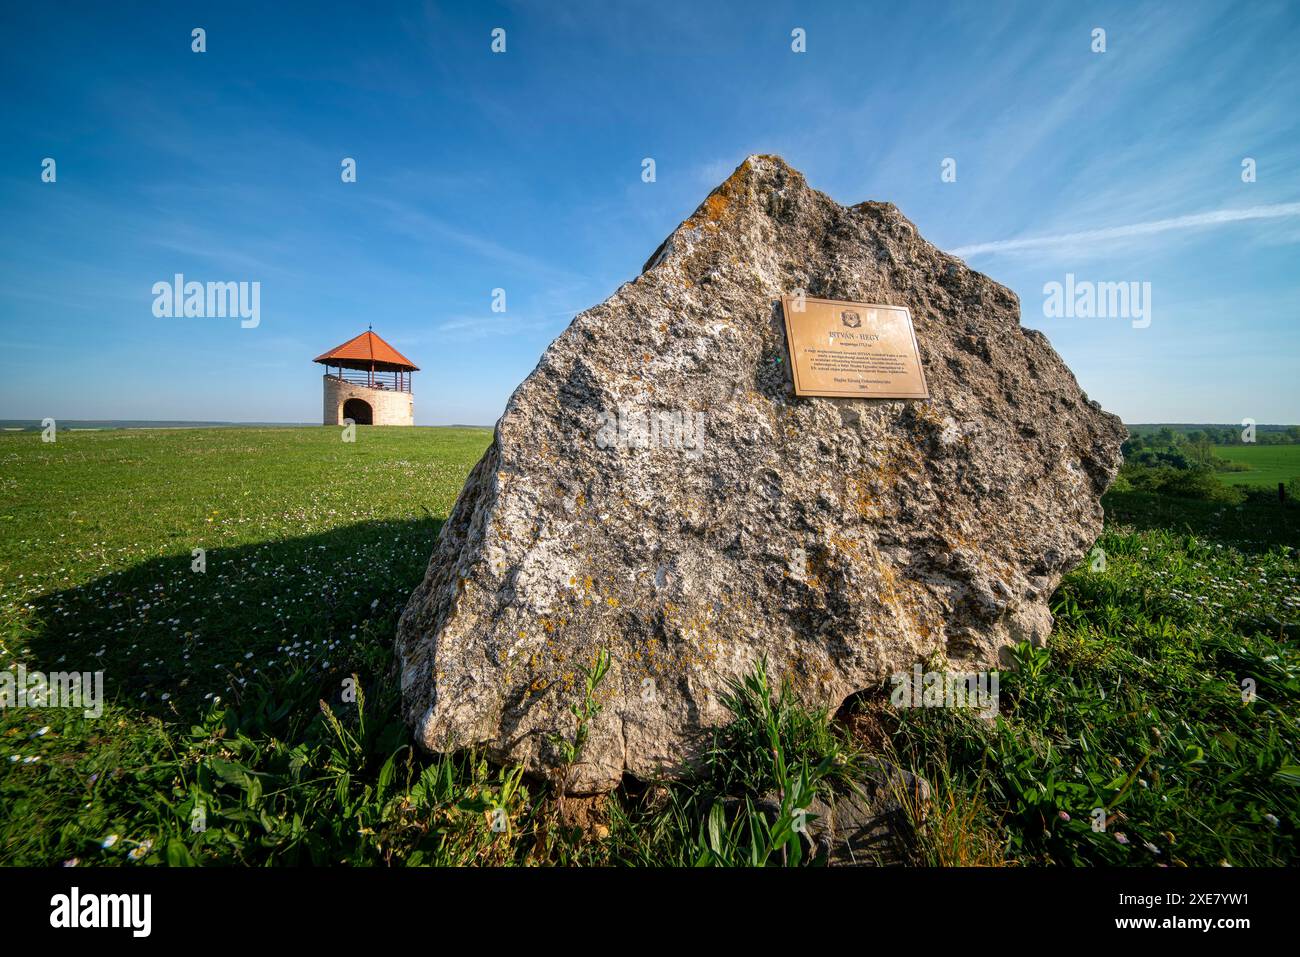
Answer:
[323, 376, 413, 426]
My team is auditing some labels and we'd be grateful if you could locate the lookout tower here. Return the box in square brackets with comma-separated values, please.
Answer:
[313, 329, 418, 426]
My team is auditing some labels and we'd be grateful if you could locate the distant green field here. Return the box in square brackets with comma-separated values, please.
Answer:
[1215, 445, 1300, 488]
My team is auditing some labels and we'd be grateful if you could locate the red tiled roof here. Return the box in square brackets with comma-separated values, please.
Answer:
[313, 331, 419, 371]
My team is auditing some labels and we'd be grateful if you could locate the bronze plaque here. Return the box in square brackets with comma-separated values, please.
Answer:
[780, 296, 929, 399]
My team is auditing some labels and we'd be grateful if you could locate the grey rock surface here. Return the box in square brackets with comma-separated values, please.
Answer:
[396, 154, 1125, 793]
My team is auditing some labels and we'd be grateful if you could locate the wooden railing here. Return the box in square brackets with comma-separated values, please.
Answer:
[324, 371, 412, 393]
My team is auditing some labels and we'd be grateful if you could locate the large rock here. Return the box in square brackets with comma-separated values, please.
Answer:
[396, 154, 1125, 793]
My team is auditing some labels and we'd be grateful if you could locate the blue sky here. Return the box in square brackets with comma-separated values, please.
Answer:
[1, 0, 1297, 425]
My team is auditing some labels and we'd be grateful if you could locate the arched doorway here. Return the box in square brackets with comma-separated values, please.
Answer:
[342, 398, 373, 425]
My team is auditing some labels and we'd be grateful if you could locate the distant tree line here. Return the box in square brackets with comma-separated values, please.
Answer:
[1125, 425, 1300, 447]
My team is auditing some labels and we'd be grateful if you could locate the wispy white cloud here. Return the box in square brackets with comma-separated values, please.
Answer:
[364, 195, 586, 283]
[428, 306, 581, 341]
[950, 202, 1300, 257]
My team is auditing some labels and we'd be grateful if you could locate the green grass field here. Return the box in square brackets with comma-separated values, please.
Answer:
[1214, 444, 1300, 488]
[1, 428, 1297, 866]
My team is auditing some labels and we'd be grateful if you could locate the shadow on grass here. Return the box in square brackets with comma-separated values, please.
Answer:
[1102, 489, 1298, 553]
[24, 492, 1293, 728]
[21, 517, 442, 723]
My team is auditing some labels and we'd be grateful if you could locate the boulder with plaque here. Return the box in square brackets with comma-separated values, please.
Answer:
[396, 155, 1126, 792]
